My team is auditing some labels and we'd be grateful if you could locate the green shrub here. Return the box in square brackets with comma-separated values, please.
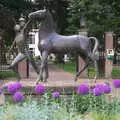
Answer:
[84, 112, 120, 120]
[0, 71, 17, 78]
[73, 93, 120, 115]
[0, 100, 83, 120]
[1, 91, 120, 120]
[73, 94, 107, 114]
[87, 67, 96, 78]
[112, 68, 120, 78]
[1, 94, 120, 120]
[55, 62, 76, 74]
[34, 56, 41, 61]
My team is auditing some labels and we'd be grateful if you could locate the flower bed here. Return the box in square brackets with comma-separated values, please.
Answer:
[0, 79, 120, 120]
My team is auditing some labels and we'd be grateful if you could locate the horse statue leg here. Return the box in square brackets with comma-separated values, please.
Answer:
[24, 44, 39, 74]
[43, 62, 49, 82]
[36, 50, 48, 84]
[93, 60, 99, 83]
[26, 52, 39, 74]
[12, 66, 21, 81]
[75, 56, 91, 81]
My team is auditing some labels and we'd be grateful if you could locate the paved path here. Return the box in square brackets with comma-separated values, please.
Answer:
[29, 63, 75, 82]
[1, 64, 109, 87]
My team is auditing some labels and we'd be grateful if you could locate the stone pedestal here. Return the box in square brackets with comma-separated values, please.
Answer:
[105, 32, 113, 78]
[18, 59, 28, 78]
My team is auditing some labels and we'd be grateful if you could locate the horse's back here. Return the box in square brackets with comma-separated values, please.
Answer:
[51, 34, 89, 52]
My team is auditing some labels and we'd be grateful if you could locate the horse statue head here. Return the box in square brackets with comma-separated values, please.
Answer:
[28, 9, 55, 34]
[28, 9, 47, 21]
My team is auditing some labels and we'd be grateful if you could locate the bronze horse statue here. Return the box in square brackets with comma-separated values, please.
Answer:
[28, 9, 99, 84]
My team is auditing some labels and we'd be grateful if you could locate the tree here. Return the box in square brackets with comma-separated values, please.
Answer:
[0, 0, 34, 64]
[66, 0, 120, 44]
[0, 0, 34, 46]
[35, 0, 69, 34]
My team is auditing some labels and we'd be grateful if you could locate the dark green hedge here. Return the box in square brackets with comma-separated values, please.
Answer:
[0, 71, 17, 79]
[112, 68, 120, 79]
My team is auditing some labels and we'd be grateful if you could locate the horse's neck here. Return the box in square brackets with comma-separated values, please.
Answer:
[39, 12, 55, 37]
[38, 29, 56, 40]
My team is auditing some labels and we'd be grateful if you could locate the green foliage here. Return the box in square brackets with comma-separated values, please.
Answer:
[73, 94, 90, 114]
[73, 93, 120, 115]
[112, 68, 120, 78]
[73, 94, 108, 114]
[1, 92, 120, 120]
[0, 0, 33, 18]
[0, 71, 17, 78]
[0, 100, 83, 120]
[35, 0, 69, 34]
[85, 112, 120, 120]
[0, 0, 33, 46]
[87, 66, 96, 78]
[55, 62, 76, 74]
[66, 0, 120, 43]
[34, 56, 41, 62]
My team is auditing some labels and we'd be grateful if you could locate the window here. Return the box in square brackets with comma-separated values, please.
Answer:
[29, 48, 35, 56]
[28, 34, 35, 44]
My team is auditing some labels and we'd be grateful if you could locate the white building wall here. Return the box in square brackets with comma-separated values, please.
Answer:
[28, 29, 40, 57]
[34, 32, 40, 56]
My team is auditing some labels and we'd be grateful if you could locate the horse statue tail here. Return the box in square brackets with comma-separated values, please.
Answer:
[88, 37, 99, 59]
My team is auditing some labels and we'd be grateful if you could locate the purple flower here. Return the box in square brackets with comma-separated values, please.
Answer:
[77, 84, 89, 95]
[7, 84, 17, 94]
[52, 91, 60, 98]
[7, 82, 22, 94]
[0, 88, 2, 94]
[95, 84, 104, 89]
[103, 84, 111, 94]
[34, 84, 46, 95]
[14, 82, 22, 90]
[112, 79, 120, 88]
[13, 92, 24, 102]
[93, 87, 102, 96]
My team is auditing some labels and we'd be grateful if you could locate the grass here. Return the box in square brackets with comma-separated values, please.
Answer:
[56, 62, 120, 79]
[55, 62, 76, 74]
[0, 71, 17, 78]
[112, 68, 120, 79]
[55, 62, 97, 78]
[55, 62, 107, 78]
[87, 67, 96, 78]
